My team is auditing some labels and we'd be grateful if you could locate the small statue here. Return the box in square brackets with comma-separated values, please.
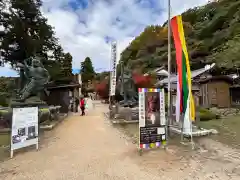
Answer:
[119, 67, 138, 107]
[15, 56, 50, 102]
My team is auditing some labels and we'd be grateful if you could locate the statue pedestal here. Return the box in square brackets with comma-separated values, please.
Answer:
[9, 96, 49, 125]
[111, 104, 139, 122]
[10, 96, 47, 108]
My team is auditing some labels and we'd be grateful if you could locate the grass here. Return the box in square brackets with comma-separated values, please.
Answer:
[0, 109, 9, 113]
[196, 116, 240, 148]
[0, 132, 10, 146]
[115, 115, 240, 149]
[0, 132, 10, 161]
[114, 123, 186, 146]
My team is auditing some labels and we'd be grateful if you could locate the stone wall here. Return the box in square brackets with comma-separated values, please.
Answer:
[210, 107, 240, 117]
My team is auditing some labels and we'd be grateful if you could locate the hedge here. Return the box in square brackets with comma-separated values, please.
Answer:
[199, 108, 219, 121]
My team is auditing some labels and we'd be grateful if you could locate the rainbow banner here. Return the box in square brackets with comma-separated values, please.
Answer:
[170, 15, 195, 126]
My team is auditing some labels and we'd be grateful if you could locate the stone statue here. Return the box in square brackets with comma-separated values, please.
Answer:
[119, 67, 138, 107]
[15, 56, 50, 102]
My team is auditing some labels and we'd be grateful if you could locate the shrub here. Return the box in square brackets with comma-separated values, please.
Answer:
[199, 108, 217, 121]
[0, 92, 9, 107]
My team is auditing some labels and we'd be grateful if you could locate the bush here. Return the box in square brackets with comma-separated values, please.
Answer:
[0, 92, 9, 107]
[199, 108, 217, 121]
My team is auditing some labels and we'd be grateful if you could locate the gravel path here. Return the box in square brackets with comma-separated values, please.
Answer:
[0, 101, 240, 180]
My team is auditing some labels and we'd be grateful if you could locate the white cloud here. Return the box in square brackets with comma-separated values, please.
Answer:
[41, 0, 209, 72]
[1, 0, 209, 76]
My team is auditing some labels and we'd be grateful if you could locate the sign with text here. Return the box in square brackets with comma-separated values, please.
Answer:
[11, 106, 39, 158]
[109, 41, 117, 96]
[138, 88, 166, 149]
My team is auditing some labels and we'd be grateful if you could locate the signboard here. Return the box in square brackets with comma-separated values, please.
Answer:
[138, 88, 166, 150]
[11, 106, 39, 158]
[109, 41, 117, 96]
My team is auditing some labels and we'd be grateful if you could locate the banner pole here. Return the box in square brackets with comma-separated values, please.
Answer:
[167, 0, 172, 140]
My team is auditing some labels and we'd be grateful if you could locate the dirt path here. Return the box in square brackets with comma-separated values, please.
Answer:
[0, 101, 240, 180]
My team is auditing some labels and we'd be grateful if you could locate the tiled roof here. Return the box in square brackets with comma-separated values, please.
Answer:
[156, 63, 215, 85]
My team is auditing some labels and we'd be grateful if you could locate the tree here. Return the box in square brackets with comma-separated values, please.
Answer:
[133, 73, 155, 88]
[95, 71, 109, 81]
[0, 0, 71, 84]
[0, 0, 62, 66]
[41, 58, 62, 81]
[58, 52, 73, 81]
[94, 72, 156, 101]
[95, 79, 109, 99]
[0, 77, 16, 106]
[81, 57, 95, 83]
[119, 0, 240, 74]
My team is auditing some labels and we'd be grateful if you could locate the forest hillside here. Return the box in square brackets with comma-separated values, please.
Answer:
[120, 0, 240, 75]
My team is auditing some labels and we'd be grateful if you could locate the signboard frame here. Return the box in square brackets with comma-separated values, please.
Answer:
[138, 88, 167, 155]
[10, 105, 39, 158]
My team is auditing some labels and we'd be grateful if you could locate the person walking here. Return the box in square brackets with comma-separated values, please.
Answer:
[80, 97, 86, 116]
[75, 98, 79, 112]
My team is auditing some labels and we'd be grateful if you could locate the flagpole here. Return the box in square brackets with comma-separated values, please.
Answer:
[167, 0, 171, 139]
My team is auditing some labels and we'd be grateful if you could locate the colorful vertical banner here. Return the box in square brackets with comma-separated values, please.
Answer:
[171, 15, 195, 135]
[109, 41, 117, 96]
[138, 88, 166, 149]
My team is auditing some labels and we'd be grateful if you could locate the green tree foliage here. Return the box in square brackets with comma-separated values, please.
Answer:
[0, 77, 16, 106]
[57, 52, 73, 82]
[95, 71, 109, 81]
[81, 57, 95, 83]
[42, 58, 62, 81]
[0, 0, 73, 83]
[120, 0, 240, 74]
[0, 0, 61, 64]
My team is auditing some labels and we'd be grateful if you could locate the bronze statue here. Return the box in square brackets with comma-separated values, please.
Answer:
[15, 56, 50, 102]
[119, 66, 138, 107]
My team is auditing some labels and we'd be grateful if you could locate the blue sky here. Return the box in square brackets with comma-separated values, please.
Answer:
[1, 0, 209, 77]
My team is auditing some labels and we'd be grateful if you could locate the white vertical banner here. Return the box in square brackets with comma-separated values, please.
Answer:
[176, 74, 180, 123]
[138, 89, 145, 128]
[183, 95, 192, 135]
[159, 89, 166, 126]
[109, 41, 117, 96]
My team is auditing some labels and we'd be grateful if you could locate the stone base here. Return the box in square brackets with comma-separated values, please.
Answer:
[10, 96, 47, 108]
[170, 125, 218, 137]
[0, 103, 61, 128]
[110, 105, 139, 121]
[119, 101, 138, 108]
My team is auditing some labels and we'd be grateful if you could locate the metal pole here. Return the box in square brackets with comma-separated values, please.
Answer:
[120, 60, 124, 94]
[109, 48, 112, 106]
[167, 0, 172, 138]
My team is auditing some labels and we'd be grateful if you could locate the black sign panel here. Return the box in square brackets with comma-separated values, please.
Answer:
[140, 127, 164, 144]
